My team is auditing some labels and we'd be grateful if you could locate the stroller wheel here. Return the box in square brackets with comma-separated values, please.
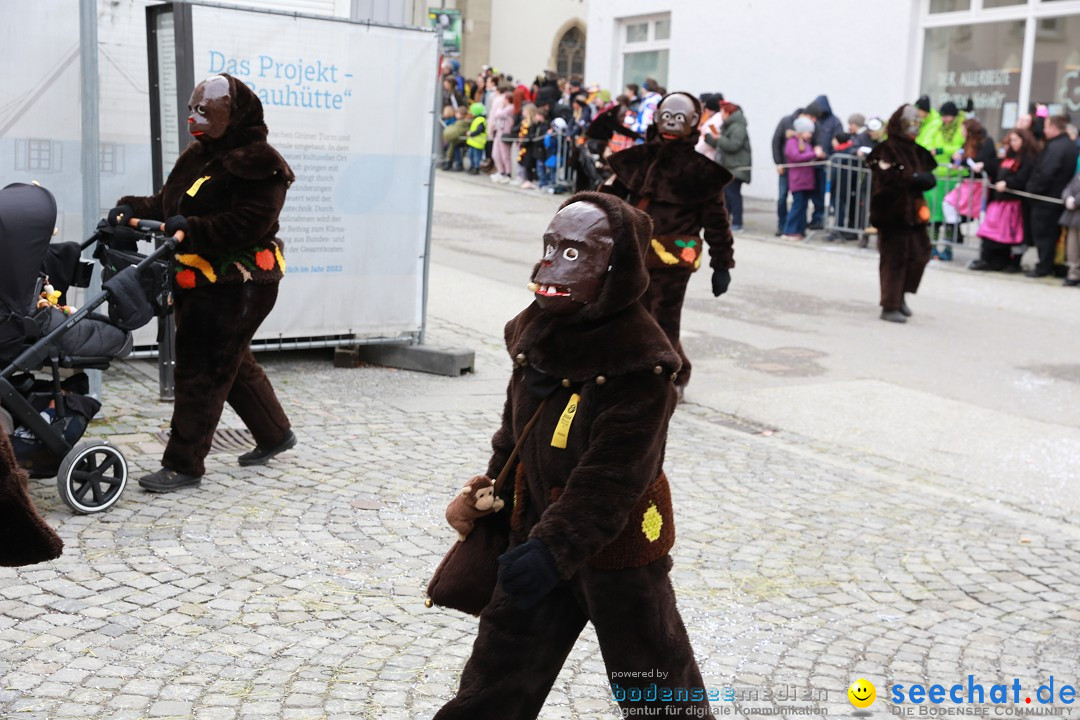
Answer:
[56, 442, 128, 514]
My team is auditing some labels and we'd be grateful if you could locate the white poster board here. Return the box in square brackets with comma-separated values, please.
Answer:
[182, 6, 437, 344]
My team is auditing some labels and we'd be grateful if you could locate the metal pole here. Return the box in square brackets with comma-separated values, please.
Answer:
[80, 0, 102, 400]
[155, 2, 195, 401]
[420, 32, 440, 345]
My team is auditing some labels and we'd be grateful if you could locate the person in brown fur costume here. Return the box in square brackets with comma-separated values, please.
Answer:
[0, 432, 63, 566]
[602, 91, 734, 399]
[435, 192, 710, 719]
[107, 74, 296, 492]
[866, 104, 938, 323]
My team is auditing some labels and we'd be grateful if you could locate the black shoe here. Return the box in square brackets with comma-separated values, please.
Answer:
[238, 430, 297, 467]
[880, 310, 907, 323]
[1064, 278, 1080, 287]
[774, 230, 783, 237]
[139, 468, 202, 493]
[808, 222, 824, 231]
[899, 300, 912, 317]
[1025, 269, 1050, 278]
[967, 259, 993, 271]
[1002, 264, 1022, 274]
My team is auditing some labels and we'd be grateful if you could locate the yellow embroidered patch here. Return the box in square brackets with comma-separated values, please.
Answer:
[550, 393, 580, 449]
[642, 503, 663, 542]
[185, 175, 212, 197]
[650, 238, 679, 265]
[175, 253, 218, 283]
[274, 245, 286, 272]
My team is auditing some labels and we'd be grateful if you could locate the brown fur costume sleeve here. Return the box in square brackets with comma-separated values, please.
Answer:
[527, 371, 673, 579]
[0, 433, 63, 567]
[117, 188, 167, 223]
[701, 190, 735, 270]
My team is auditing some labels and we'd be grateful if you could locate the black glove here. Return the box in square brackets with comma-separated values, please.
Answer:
[497, 538, 558, 607]
[711, 268, 731, 297]
[107, 204, 133, 227]
[163, 215, 189, 238]
[911, 172, 937, 192]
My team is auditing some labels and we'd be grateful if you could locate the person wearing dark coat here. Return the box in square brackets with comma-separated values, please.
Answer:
[435, 192, 708, 719]
[602, 92, 734, 397]
[705, 102, 752, 231]
[866, 105, 938, 323]
[1024, 116, 1080, 277]
[109, 74, 296, 492]
[772, 108, 803, 235]
[0, 432, 63, 567]
[806, 95, 842, 229]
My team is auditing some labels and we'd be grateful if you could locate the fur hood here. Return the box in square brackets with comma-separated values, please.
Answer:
[608, 137, 731, 206]
[506, 192, 681, 381]
[187, 74, 294, 184]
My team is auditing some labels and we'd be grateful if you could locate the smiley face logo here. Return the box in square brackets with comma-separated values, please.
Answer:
[848, 679, 876, 708]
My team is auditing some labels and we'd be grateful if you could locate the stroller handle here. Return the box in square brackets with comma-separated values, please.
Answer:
[81, 220, 183, 253]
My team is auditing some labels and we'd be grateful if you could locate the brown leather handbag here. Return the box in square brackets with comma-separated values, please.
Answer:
[425, 400, 546, 615]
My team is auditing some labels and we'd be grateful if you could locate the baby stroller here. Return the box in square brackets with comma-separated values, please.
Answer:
[0, 182, 177, 513]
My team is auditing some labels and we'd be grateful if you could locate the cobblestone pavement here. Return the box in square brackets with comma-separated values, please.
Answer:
[4, 311, 1080, 720]
[5, 174, 1080, 719]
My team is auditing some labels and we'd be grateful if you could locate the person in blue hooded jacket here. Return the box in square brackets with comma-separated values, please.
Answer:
[806, 95, 843, 230]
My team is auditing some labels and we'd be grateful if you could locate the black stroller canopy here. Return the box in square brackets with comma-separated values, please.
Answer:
[0, 183, 57, 317]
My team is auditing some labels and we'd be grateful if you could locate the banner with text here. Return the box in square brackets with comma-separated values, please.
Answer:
[188, 6, 437, 343]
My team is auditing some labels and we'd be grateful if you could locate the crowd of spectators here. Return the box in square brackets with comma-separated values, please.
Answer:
[438, 58, 1080, 284]
[771, 95, 1080, 283]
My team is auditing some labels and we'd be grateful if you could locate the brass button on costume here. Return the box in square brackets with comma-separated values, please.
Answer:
[595, 375, 606, 385]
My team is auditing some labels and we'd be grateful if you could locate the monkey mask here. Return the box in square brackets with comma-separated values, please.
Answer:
[188, 75, 232, 141]
[530, 202, 614, 315]
[899, 105, 921, 139]
[655, 93, 700, 141]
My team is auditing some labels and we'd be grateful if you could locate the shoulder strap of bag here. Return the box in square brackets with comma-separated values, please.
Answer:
[493, 399, 546, 496]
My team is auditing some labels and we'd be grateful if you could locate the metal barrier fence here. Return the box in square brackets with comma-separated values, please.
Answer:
[825, 154, 873, 244]
[496, 129, 577, 193]
[822, 157, 989, 259]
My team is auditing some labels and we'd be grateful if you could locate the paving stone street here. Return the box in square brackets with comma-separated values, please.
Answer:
[3, 175, 1080, 719]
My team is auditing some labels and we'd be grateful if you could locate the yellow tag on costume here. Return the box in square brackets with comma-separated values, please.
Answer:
[550, 393, 580, 449]
[642, 502, 663, 542]
[186, 175, 212, 197]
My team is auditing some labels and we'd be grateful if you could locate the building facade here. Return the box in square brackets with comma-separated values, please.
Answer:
[585, 0, 1080, 199]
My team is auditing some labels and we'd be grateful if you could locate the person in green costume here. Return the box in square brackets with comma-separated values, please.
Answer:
[914, 95, 941, 149]
[919, 100, 966, 258]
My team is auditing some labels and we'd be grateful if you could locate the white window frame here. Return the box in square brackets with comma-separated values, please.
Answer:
[917, 0, 1080, 113]
[616, 13, 672, 92]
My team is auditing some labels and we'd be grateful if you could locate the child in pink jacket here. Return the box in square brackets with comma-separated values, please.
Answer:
[782, 116, 818, 239]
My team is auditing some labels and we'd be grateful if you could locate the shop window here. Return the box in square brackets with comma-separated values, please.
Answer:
[626, 23, 648, 43]
[620, 15, 671, 90]
[929, 0, 970, 13]
[1031, 13, 1080, 126]
[921, 20, 1025, 141]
